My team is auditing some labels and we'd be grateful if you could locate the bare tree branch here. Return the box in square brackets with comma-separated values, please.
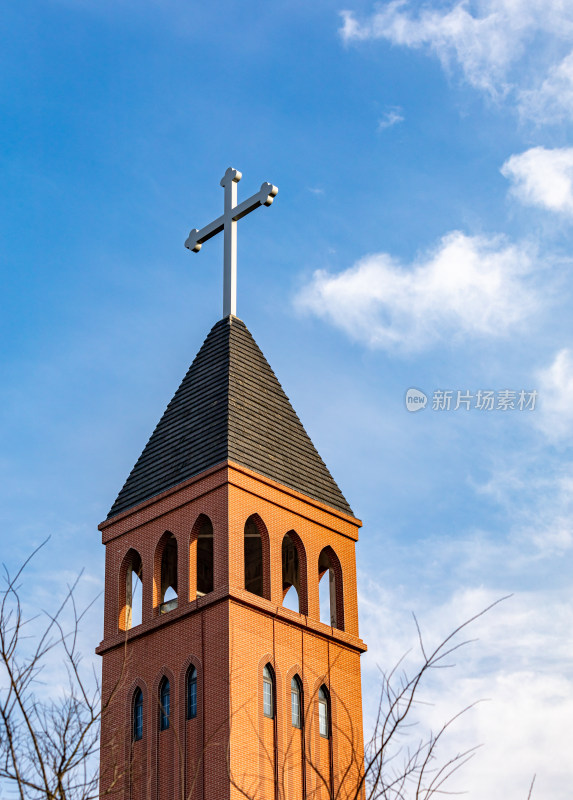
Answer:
[0, 549, 533, 800]
[0, 543, 126, 800]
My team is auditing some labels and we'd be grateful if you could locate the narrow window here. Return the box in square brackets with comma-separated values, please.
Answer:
[133, 688, 143, 741]
[291, 676, 302, 729]
[186, 666, 197, 720]
[263, 665, 274, 718]
[160, 534, 178, 613]
[197, 518, 214, 597]
[159, 679, 170, 731]
[244, 519, 264, 597]
[318, 686, 329, 738]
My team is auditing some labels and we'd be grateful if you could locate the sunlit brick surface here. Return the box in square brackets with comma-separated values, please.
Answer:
[98, 462, 366, 800]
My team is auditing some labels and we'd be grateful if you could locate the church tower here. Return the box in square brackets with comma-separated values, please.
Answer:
[97, 172, 367, 800]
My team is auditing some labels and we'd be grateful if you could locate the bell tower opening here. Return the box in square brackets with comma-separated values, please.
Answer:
[120, 549, 143, 631]
[244, 515, 270, 599]
[282, 533, 300, 612]
[196, 517, 214, 597]
[318, 546, 344, 630]
[157, 532, 178, 614]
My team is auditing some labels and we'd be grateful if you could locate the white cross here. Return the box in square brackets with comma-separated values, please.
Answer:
[185, 167, 278, 318]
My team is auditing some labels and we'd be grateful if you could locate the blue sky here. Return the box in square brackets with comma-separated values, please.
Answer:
[2, 1, 573, 796]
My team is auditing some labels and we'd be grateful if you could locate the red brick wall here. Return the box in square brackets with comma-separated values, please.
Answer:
[98, 462, 366, 800]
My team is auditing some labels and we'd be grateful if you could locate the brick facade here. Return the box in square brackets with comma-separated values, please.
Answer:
[98, 460, 367, 800]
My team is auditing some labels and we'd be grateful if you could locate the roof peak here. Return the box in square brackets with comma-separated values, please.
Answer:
[107, 318, 352, 519]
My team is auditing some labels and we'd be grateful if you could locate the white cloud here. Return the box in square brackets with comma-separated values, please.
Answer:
[340, 0, 573, 121]
[296, 231, 541, 352]
[377, 106, 404, 130]
[476, 457, 573, 556]
[536, 348, 573, 441]
[502, 146, 573, 217]
[520, 50, 573, 124]
[431, 666, 573, 799]
[359, 580, 573, 800]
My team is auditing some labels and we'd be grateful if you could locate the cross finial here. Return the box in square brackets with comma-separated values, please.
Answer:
[185, 168, 278, 318]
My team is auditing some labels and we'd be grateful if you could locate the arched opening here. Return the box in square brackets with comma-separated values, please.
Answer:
[290, 675, 306, 799]
[183, 662, 201, 800]
[159, 678, 170, 731]
[318, 685, 330, 738]
[160, 534, 178, 613]
[197, 518, 214, 597]
[133, 687, 143, 741]
[120, 549, 143, 631]
[262, 664, 275, 719]
[129, 685, 147, 796]
[244, 516, 267, 598]
[291, 676, 302, 729]
[318, 684, 334, 796]
[186, 666, 198, 720]
[318, 546, 344, 630]
[282, 534, 300, 613]
[261, 663, 278, 799]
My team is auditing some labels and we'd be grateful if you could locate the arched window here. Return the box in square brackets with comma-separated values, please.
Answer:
[133, 688, 143, 741]
[160, 534, 178, 613]
[159, 678, 170, 731]
[263, 664, 274, 718]
[318, 547, 344, 630]
[197, 518, 214, 597]
[244, 518, 264, 597]
[282, 534, 300, 613]
[318, 686, 330, 738]
[291, 676, 302, 729]
[121, 550, 143, 630]
[186, 666, 198, 720]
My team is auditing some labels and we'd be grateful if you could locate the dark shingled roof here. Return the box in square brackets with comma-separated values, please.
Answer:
[107, 316, 353, 519]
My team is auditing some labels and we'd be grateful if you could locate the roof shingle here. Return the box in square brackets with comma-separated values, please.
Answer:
[107, 316, 353, 518]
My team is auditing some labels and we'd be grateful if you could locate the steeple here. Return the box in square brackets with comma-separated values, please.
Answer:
[108, 315, 352, 519]
[98, 172, 365, 800]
